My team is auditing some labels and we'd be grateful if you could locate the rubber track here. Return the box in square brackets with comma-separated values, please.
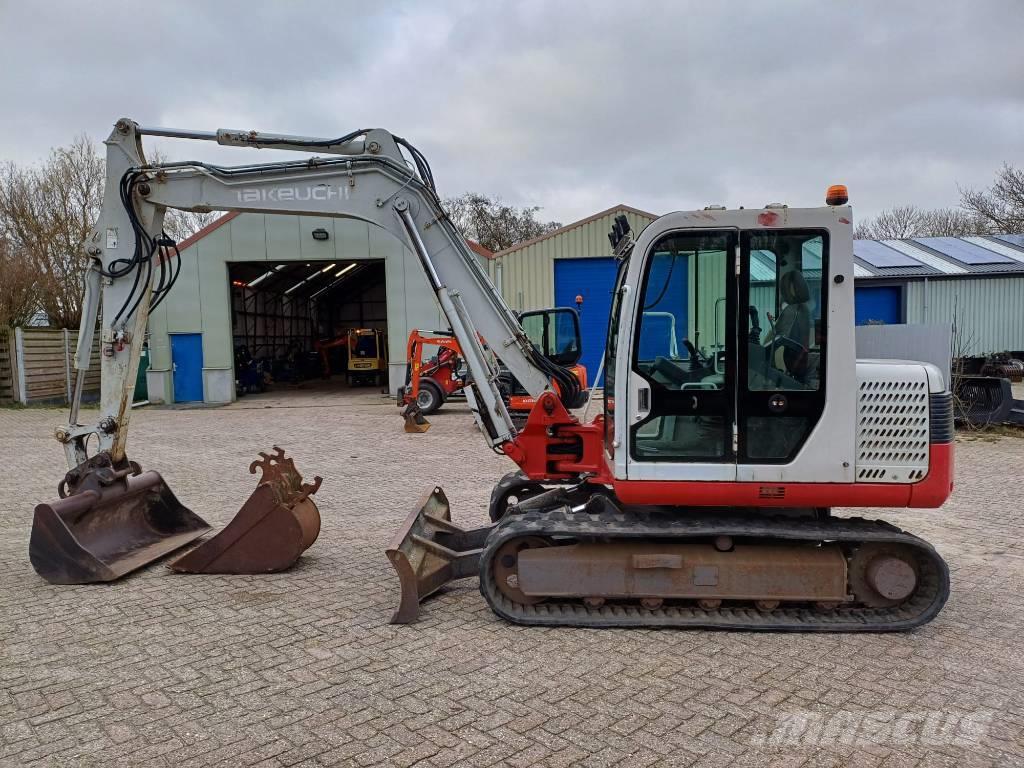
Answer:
[479, 508, 950, 631]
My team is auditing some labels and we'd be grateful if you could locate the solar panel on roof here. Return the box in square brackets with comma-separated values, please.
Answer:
[853, 239, 920, 268]
[964, 236, 1024, 265]
[994, 234, 1024, 249]
[913, 236, 1012, 265]
[882, 240, 967, 274]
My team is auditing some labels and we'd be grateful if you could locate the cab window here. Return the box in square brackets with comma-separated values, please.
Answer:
[746, 233, 826, 391]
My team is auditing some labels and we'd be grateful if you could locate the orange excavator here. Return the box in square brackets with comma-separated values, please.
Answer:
[398, 308, 588, 430]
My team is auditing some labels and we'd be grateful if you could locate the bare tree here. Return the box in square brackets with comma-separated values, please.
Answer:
[162, 208, 217, 241]
[854, 205, 924, 239]
[855, 204, 989, 239]
[0, 138, 216, 329]
[444, 192, 561, 252]
[961, 163, 1024, 234]
[0, 136, 103, 327]
[0, 236, 40, 327]
[917, 207, 990, 237]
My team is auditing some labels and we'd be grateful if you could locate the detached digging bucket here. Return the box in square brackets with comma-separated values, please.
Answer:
[171, 447, 322, 574]
[30, 458, 211, 585]
[403, 403, 431, 433]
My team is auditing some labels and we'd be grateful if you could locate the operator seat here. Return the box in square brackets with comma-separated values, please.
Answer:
[772, 271, 812, 379]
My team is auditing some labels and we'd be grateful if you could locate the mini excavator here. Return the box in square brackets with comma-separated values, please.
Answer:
[32, 120, 953, 631]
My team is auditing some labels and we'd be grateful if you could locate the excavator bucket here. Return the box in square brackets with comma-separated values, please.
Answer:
[170, 447, 322, 574]
[30, 457, 211, 585]
[403, 403, 431, 433]
[385, 486, 492, 623]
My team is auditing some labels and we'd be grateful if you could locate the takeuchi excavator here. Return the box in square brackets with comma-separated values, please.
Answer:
[32, 119, 954, 631]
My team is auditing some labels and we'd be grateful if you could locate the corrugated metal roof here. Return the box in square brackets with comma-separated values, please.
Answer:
[750, 250, 776, 282]
[906, 237, 1024, 275]
[880, 239, 967, 275]
[964, 236, 1024, 265]
[854, 235, 1024, 279]
[993, 234, 1024, 249]
[913, 236, 1014, 266]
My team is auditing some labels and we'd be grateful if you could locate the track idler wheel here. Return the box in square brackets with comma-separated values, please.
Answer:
[848, 543, 920, 608]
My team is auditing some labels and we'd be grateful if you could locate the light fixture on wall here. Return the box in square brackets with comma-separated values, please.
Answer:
[311, 227, 330, 241]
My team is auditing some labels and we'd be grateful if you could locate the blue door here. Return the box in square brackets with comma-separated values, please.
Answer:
[170, 333, 204, 402]
[854, 286, 902, 325]
[554, 258, 620, 381]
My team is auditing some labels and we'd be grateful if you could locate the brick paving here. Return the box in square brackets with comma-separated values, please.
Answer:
[1, 387, 1023, 767]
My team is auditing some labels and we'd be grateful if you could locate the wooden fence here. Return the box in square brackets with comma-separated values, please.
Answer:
[0, 327, 101, 405]
[0, 330, 14, 404]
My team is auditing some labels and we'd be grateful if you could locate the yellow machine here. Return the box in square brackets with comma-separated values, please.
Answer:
[346, 328, 387, 387]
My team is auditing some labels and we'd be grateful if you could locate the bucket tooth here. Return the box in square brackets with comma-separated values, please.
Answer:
[250, 445, 305, 491]
[30, 456, 211, 585]
[403, 404, 431, 433]
[385, 487, 492, 624]
[170, 448, 322, 574]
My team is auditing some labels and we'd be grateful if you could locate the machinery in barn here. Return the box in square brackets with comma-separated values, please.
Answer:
[398, 309, 588, 429]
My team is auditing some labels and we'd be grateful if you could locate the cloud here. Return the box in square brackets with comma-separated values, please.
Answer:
[1, 0, 1020, 223]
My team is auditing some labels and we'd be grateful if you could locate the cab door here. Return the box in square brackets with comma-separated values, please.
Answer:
[624, 229, 738, 481]
[738, 230, 829, 465]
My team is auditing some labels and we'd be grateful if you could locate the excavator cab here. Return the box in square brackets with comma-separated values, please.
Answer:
[508, 307, 588, 410]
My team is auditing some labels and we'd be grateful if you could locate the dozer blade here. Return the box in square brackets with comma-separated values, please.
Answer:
[170, 448, 322, 574]
[30, 456, 211, 585]
[385, 486, 492, 624]
[403, 403, 431, 433]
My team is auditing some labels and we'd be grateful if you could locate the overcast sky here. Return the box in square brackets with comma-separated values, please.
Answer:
[1, 1, 1021, 224]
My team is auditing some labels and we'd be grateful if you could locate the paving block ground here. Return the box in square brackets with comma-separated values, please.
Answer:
[1, 386, 1023, 767]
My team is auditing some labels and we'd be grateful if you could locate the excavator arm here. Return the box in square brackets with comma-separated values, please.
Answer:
[59, 119, 578, 469]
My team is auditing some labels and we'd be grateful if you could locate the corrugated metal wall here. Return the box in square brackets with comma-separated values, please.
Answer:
[904, 276, 1024, 355]
[490, 208, 655, 311]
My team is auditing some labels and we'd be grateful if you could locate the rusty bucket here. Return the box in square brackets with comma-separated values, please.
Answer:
[30, 455, 211, 585]
[170, 447, 322, 574]
[403, 403, 431, 433]
[385, 487, 492, 623]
